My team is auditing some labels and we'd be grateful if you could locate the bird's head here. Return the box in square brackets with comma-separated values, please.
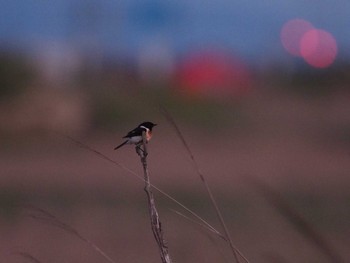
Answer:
[139, 121, 157, 130]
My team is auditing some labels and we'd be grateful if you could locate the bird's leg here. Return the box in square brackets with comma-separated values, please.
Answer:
[135, 144, 144, 156]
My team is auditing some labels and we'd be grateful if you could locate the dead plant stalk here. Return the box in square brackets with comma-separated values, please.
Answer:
[138, 131, 172, 263]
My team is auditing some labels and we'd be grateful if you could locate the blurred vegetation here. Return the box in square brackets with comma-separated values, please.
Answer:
[1, 50, 350, 136]
[265, 60, 350, 97]
[76, 60, 248, 132]
[0, 51, 34, 100]
[289, 64, 350, 96]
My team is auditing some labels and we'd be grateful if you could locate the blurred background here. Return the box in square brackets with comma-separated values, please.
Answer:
[1, 1, 350, 262]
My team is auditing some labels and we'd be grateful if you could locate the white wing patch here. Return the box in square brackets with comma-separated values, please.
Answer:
[128, 136, 142, 144]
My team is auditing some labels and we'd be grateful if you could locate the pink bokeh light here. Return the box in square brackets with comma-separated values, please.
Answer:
[281, 19, 338, 68]
[300, 29, 338, 68]
[280, 19, 314, 57]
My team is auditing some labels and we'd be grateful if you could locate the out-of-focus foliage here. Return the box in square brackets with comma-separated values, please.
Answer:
[0, 52, 34, 100]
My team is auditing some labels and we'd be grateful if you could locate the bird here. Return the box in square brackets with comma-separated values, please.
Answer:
[114, 121, 157, 150]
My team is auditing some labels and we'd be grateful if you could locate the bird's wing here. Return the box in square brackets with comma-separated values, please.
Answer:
[123, 127, 145, 138]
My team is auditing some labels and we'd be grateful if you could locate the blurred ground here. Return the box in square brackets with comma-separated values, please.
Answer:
[0, 83, 350, 262]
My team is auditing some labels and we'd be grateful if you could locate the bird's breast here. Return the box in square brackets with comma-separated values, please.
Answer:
[146, 130, 152, 142]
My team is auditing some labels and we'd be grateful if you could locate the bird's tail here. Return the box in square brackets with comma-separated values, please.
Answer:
[114, 140, 128, 150]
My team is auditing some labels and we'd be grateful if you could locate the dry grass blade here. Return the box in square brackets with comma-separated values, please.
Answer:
[169, 208, 227, 241]
[21, 205, 117, 263]
[170, 209, 231, 263]
[247, 176, 343, 263]
[13, 252, 42, 263]
[160, 106, 249, 263]
[54, 132, 223, 240]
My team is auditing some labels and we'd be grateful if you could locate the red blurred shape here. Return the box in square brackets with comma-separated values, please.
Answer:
[300, 29, 338, 68]
[281, 19, 314, 57]
[176, 49, 251, 98]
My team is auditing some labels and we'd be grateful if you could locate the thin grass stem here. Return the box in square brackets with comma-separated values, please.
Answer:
[21, 205, 117, 263]
[160, 106, 249, 263]
[246, 176, 343, 263]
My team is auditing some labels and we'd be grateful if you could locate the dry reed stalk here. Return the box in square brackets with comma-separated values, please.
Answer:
[247, 176, 343, 263]
[160, 106, 249, 263]
[137, 131, 172, 263]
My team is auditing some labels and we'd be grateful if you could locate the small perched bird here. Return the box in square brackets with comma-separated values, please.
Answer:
[114, 121, 157, 150]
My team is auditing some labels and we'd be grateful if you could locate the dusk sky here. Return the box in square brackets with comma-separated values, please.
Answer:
[1, 0, 349, 64]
